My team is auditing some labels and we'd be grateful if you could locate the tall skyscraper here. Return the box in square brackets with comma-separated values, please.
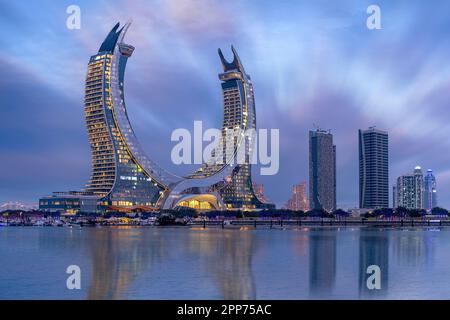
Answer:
[359, 127, 389, 209]
[284, 182, 309, 211]
[213, 48, 271, 210]
[309, 130, 336, 212]
[83, 22, 173, 209]
[394, 166, 424, 209]
[164, 45, 274, 210]
[40, 22, 274, 213]
[423, 169, 437, 211]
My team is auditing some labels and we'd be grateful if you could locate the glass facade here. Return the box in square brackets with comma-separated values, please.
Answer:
[84, 22, 174, 209]
[41, 23, 274, 212]
[359, 127, 389, 209]
[162, 46, 274, 210]
[309, 130, 336, 212]
[423, 169, 437, 211]
[39, 192, 98, 214]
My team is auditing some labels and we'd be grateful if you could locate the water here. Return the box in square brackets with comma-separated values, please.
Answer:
[0, 226, 449, 299]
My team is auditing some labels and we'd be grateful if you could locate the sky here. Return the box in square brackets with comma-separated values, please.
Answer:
[1, 0, 450, 209]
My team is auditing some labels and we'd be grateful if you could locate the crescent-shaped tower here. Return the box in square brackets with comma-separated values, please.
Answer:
[39, 22, 274, 213]
[84, 22, 178, 210]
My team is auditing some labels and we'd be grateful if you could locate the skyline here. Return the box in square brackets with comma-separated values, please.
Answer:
[2, 1, 450, 208]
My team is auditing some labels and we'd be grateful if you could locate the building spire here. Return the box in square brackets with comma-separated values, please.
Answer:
[98, 22, 122, 53]
[218, 45, 245, 73]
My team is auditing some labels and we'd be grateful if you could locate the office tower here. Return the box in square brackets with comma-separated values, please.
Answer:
[423, 169, 437, 211]
[394, 166, 424, 209]
[284, 182, 309, 211]
[309, 130, 336, 212]
[359, 127, 389, 209]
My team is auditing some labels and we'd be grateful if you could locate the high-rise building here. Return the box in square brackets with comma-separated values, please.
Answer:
[423, 169, 437, 211]
[392, 185, 397, 209]
[359, 127, 389, 209]
[163, 46, 274, 210]
[40, 22, 274, 213]
[83, 22, 173, 209]
[394, 166, 424, 209]
[309, 130, 336, 212]
[213, 48, 271, 210]
[284, 182, 309, 211]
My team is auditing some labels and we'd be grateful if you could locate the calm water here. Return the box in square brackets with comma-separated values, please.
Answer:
[0, 226, 449, 299]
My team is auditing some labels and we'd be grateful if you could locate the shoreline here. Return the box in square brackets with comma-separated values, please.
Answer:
[1, 218, 449, 229]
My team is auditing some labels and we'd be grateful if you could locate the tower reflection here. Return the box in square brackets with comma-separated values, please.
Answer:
[358, 228, 389, 297]
[87, 227, 166, 299]
[393, 228, 435, 268]
[308, 229, 336, 297]
[188, 229, 256, 299]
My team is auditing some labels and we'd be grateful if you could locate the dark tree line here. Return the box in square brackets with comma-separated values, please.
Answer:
[362, 207, 449, 218]
[3, 206, 450, 219]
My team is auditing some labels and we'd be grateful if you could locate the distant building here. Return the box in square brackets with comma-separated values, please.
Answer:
[394, 166, 424, 209]
[423, 169, 437, 211]
[359, 127, 389, 209]
[39, 192, 99, 214]
[252, 183, 272, 205]
[284, 182, 309, 211]
[392, 185, 397, 209]
[348, 208, 372, 217]
[0, 202, 37, 211]
[309, 129, 336, 212]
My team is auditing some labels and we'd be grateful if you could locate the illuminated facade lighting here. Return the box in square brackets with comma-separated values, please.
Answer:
[40, 22, 274, 212]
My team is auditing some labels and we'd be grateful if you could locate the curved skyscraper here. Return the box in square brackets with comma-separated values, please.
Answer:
[84, 22, 178, 210]
[359, 127, 389, 209]
[163, 46, 271, 210]
[40, 22, 273, 212]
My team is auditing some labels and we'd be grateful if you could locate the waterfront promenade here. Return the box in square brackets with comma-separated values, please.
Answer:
[1, 213, 449, 228]
[189, 218, 450, 228]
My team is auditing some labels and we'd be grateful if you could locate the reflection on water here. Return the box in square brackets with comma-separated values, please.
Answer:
[86, 227, 256, 299]
[2, 226, 450, 299]
[87, 227, 166, 299]
[392, 228, 435, 268]
[187, 229, 256, 299]
[309, 230, 336, 297]
[358, 229, 389, 298]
